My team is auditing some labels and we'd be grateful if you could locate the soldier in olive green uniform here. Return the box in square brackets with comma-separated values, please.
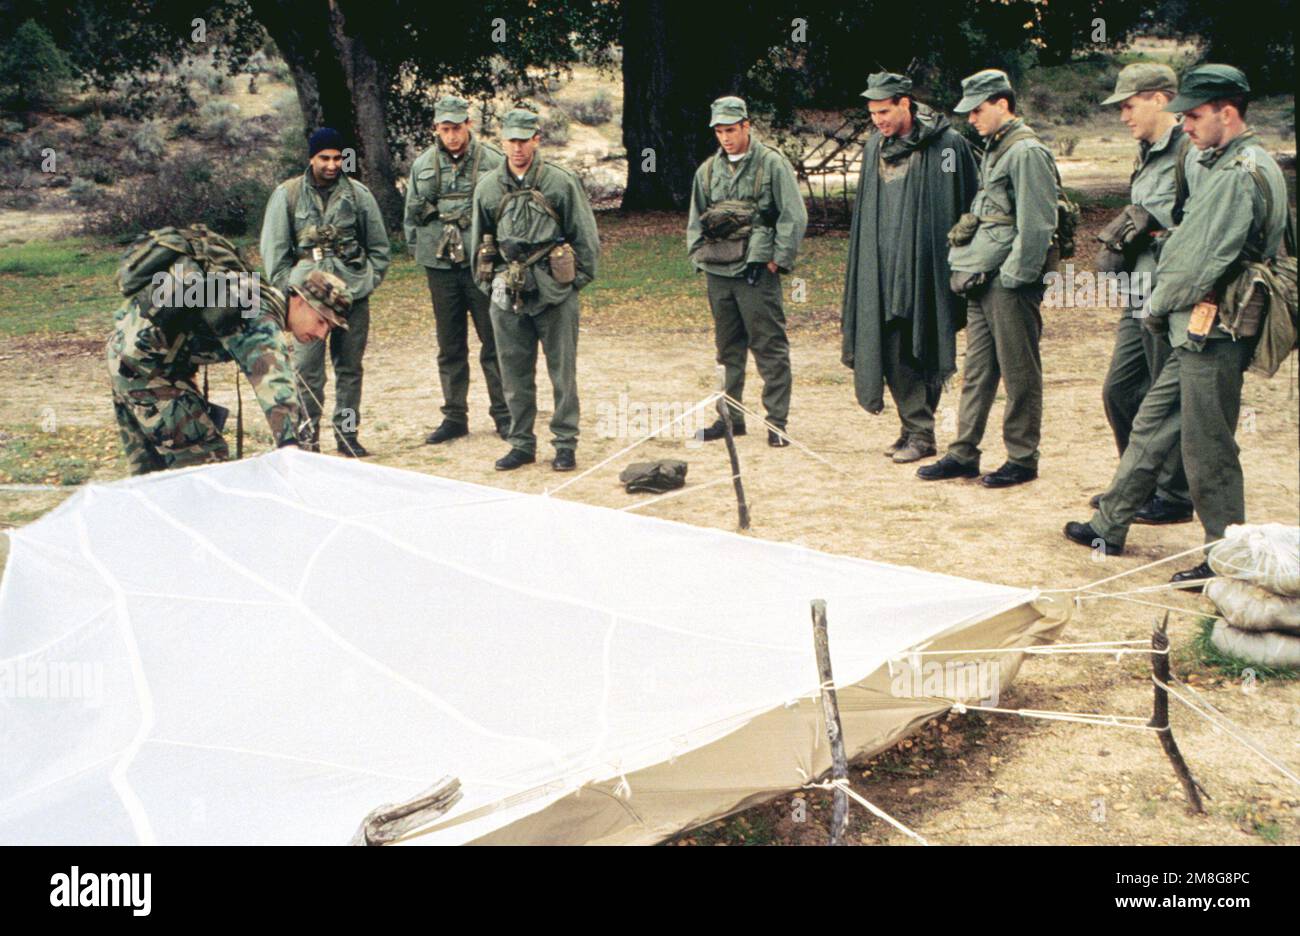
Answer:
[687, 96, 808, 447]
[468, 109, 600, 472]
[1094, 63, 1193, 524]
[261, 127, 391, 456]
[405, 95, 510, 444]
[920, 69, 1060, 488]
[1066, 66, 1289, 585]
[109, 253, 349, 474]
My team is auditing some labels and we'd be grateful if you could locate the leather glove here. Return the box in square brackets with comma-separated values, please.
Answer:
[744, 262, 765, 286]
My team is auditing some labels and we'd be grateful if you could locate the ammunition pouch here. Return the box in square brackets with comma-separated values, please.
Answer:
[435, 225, 467, 265]
[693, 199, 756, 265]
[1096, 205, 1157, 272]
[475, 238, 498, 284]
[297, 224, 362, 264]
[499, 239, 556, 310]
[416, 199, 439, 225]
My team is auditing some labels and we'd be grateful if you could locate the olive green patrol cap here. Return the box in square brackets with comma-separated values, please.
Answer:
[708, 96, 748, 126]
[434, 94, 471, 124]
[1165, 64, 1250, 112]
[1101, 62, 1178, 105]
[501, 108, 541, 140]
[861, 71, 913, 100]
[953, 68, 1013, 114]
[291, 269, 351, 329]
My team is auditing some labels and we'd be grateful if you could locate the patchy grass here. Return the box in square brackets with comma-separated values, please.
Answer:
[0, 237, 122, 336]
[0, 424, 123, 487]
[1188, 616, 1300, 681]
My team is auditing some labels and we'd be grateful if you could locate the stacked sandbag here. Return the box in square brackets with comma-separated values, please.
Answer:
[1205, 523, 1300, 668]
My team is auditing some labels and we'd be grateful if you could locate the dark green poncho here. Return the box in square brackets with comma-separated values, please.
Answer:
[840, 105, 978, 413]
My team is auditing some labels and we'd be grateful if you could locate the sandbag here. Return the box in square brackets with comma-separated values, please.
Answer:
[1208, 523, 1300, 597]
[1204, 578, 1300, 636]
[1210, 621, 1300, 669]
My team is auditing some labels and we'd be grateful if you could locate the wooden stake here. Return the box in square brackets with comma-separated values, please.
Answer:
[714, 370, 750, 530]
[1149, 613, 1208, 814]
[811, 599, 850, 844]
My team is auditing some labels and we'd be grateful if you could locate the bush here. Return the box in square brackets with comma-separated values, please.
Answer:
[194, 100, 245, 144]
[570, 89, 614, 127]
[85, 151, 272, 238]
[81, 112, 104, 141]
[82, 157, 117, 185]
[129, 120, 167, 168]
[539, 108, 570, 145]
[68, 177, 101, 206]
[0, 21, 75, 112]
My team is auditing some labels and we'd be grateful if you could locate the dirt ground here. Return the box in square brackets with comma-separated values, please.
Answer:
[2, 212, 1297, 843]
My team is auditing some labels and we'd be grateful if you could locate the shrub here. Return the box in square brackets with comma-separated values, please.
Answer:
[1055, 135, 1079, 157]
[539, 108, 570, 145]
[570, 89, 614, 127]
[0, 21, 75, 112]
[82, 112, 104, 141]
[195, 100, 241, 144]
[68, 176, 101, 206]
[129, 120, 167, 168]
[82, 157, 117, 185]
[85, 151, 272, 238]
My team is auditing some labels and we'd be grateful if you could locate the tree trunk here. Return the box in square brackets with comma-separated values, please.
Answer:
[620, 0, 758, 211]
[248, 0, 403, 233]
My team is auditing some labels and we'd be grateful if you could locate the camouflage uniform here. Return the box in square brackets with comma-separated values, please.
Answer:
[107, 257, 301, 475]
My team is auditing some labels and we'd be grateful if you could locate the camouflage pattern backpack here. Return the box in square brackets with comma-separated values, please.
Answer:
[116, 224, 249, 298]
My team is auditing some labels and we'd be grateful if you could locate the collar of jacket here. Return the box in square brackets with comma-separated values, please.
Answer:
[880, 102, 949, 163]
[1197, 127, 1256, 169]
[505, 155, 544, 190]
[715, 138, 764, 169]
[1139, 120, 1181, 161]
[985, 116, 1024, 149]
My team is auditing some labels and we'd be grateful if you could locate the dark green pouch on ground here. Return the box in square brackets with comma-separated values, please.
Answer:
[619, 459, 688, 494]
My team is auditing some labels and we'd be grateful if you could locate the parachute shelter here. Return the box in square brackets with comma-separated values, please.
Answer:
[0, 450, 1063, 845]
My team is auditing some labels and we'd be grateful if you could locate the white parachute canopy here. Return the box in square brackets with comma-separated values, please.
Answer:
[0, 450, 1057, 845]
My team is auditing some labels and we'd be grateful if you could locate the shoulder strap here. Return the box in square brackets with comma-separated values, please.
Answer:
[1241, 159, 1296, 258]
[285, 176, 304, 218]
[494, 164, 562, 227]
[428, 146, 442, 198]
[469, 142, 483, 193]
[985, 126, 1039, 173]
[702, 148, 763, 207]
[1171, 133, 1193, 225]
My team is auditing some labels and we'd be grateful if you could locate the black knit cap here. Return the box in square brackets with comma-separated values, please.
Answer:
[309, 127, 345, 157]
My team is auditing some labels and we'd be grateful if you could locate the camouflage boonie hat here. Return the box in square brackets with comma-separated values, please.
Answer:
[709, 96, 748, 126]
[861, 72, 913, 101]
[435, 94, 471, 124]
[1165, 64, 1250, 113]
[1101, 63, 1178, 106]
[501, 109, 541, 140]
[953, 68, 1013, 114]
[292, 270, 351, 329]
